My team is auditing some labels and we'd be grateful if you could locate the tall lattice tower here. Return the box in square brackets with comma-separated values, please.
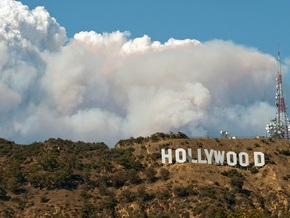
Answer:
[266, 51, 290, 139]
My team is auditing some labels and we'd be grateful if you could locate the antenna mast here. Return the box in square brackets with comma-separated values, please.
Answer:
[266, 51, 289, 139]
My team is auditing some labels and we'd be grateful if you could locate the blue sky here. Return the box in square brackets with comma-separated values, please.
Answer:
[21, 0, 290, 59]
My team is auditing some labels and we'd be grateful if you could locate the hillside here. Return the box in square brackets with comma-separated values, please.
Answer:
[1, 133, 290, 217]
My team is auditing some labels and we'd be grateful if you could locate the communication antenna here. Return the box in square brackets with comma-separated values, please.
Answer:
[266, 51, 289, 139]
[220, 130, 230, 139]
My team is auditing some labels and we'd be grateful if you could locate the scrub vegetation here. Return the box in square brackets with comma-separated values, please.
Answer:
[0, 133, 290, 217]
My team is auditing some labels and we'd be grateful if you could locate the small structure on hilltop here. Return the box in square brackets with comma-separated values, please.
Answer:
[220, 130, 230, 139]
[266, 51, 290, 139]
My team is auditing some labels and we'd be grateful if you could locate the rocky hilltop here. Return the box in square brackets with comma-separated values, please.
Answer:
[0, 133, 290, 217]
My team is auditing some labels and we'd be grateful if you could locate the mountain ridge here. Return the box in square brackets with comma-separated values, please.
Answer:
[0, 133, 290, 217]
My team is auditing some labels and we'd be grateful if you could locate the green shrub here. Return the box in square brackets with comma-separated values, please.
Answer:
[222, 169, 244, 193]
[81, 203, 96, 218]
[177, 132, 189, 139]
[4, 161, 26, 193]
[119, 189, 136, 203]
[102, 197, 117, 214]
[174, 186, 189, 197]
[112, 148, 143, 170]
[224, 193, 236, 205]
[206, 206, 226, 218]
[221, 169, 242, 178]
[230, 176, 244, 193]
[150, 152, 161, 161]
[160, 168, 170, 181]
[40, 195, 49, 203]
[137, 185, 153, 201]
[156, 190, 171, 199]
[250, 167, 259, 174]
[199, 186, 216, 199]
[144, 167, 157, 183]
[280, 150, 290, 156]
[260, 139, 269, 144]
[111, 169, 141, 188]
[0, 186, 8, 200]
[26, 165, 74, 189]
[227, 209, 269, 218]
[80, 190, 91, 200]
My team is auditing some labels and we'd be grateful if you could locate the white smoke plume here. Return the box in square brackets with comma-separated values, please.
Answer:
[0, 0, 280, 146]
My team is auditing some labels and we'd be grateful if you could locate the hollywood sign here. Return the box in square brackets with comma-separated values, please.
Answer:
[161, 148, 265, 167]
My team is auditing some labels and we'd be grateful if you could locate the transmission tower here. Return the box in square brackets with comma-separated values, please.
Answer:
[266, 51, 290, 139]
[220, 130, 230, 139]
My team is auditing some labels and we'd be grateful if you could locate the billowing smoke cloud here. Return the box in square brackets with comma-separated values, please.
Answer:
[0, 0, 281, 146]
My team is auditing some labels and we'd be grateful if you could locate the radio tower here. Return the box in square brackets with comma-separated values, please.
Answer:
[266, 51, 289, 139]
